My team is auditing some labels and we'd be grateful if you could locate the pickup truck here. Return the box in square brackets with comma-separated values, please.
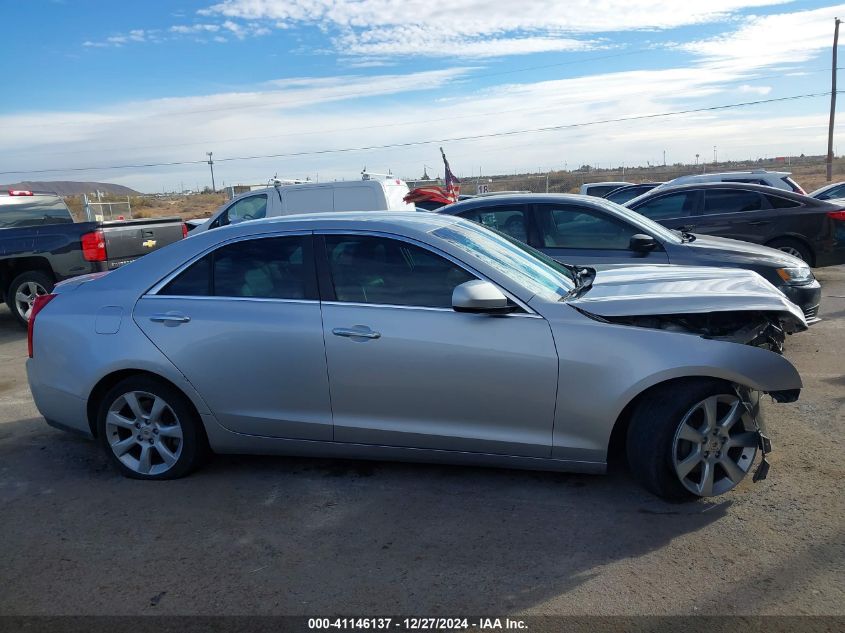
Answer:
[0, 189, 186, 326]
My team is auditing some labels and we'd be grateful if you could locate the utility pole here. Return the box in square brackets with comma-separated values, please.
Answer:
[663, 150, 666, 166]
[827, 17, 841, 182]
[713, 145, 717, 165]
[207, 151, 216, 192]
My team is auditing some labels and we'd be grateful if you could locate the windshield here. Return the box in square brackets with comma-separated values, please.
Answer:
[431, 220, 575, 301]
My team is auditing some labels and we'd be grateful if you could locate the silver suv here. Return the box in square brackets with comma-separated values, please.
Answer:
[655, 170, 805, 194]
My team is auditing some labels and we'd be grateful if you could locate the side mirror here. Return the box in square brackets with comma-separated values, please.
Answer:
[629, 234, 657, 252]
[452, 280, 515, 314]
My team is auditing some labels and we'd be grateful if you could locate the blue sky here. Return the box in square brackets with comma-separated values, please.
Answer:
[0, 0, 843, 191]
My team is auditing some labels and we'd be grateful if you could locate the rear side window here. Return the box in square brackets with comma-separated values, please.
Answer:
[585, 185, 620, 197]
[0, 197, 73, 228]
[631, 192, 696, 220]
[159, 236, 312, 299]
[766, 195, 802, 209]
[703, 190, 764, 214]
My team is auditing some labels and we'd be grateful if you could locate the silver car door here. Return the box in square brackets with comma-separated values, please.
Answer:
[134, 232, 333, 440]
[317, 232, 558, 458]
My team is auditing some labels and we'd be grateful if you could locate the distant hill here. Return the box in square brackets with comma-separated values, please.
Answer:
[0, 181, 140, 196]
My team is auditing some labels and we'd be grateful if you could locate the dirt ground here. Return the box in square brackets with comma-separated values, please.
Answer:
[0, 268, 842, 616]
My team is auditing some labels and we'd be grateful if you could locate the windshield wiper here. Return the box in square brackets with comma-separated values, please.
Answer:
[674, 226, 697, 243]
[561, 265, 596, 300]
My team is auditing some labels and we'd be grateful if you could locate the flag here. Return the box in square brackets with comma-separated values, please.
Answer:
[441, 146, 460, 203]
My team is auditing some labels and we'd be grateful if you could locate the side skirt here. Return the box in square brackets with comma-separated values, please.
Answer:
[202, 416, 606, 475]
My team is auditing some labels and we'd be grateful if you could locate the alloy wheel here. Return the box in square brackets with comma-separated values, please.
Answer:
[776, 245, 805, 261]
[672, 394, 758, 496]
[14, 281, 48, 321]
[105, 391, 183, 476]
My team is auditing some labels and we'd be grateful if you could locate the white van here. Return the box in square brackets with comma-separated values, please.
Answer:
[193, 176, 415, 233]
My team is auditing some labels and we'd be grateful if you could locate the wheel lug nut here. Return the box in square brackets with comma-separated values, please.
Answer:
[135, 423, 141, 429]
[716, 452, 721, 458]
[153, 428, 159, 434]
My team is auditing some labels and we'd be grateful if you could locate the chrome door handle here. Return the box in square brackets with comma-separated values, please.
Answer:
[150, 313, 191, 324]
[332, 327, 381, 339]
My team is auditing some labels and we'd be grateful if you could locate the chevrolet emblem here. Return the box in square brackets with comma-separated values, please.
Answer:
[142, 239, 157, 248]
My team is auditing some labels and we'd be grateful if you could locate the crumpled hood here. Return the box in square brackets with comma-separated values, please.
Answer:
[568, 264, 807, 329]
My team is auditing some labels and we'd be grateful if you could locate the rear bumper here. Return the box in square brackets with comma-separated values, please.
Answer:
[814, 243, 845, 268]
[780, 280, 822, 323]
[26, 360, 91, 437]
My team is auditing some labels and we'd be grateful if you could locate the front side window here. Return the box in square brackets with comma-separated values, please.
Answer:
[703, 190, 764, 214]
[324, 235, 475, 308]
[217, 194, 268, 227]
[459, 206, 529, 243]
[159, 236, 309, 300]
[536, 205, 639, 250]
[632, 192, 696, 221]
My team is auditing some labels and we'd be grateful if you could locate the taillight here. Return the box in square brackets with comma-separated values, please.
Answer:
[28, 294, 56, 358]
[181, 222, 188, 238]
[81, 229, 107, 261]
[827, 210, 845, 221]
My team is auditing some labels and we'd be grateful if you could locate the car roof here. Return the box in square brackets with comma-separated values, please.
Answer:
[436, 193, 613, 215]
[809, 181, 845, 195]
[671, 170, 790, 178]
[625, 181, 837, 208]
[205, 210, 461, 234]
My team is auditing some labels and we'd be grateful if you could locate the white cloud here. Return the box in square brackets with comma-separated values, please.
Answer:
[680, 4, 845, 70]
[199, 0, 790, 57]
[737, 84, 772, 95]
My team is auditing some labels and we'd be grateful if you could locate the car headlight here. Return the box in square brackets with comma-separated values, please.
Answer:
[776, 266, 814, 285]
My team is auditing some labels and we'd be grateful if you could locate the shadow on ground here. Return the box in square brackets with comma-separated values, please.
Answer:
[0, 416, 730, 615]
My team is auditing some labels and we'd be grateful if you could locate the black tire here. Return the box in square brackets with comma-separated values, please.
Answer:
[626, 378, 737, 501]
[766, 237, 813, 265]
[6, 270, 54, 328]
[96, 375, 209, 480]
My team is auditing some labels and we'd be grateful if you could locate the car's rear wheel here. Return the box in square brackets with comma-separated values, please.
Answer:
[96, 375, 207, 479]
[6, 271, 54, 328]
[766, 238, 813, 265]
[627, 379, 760, 501]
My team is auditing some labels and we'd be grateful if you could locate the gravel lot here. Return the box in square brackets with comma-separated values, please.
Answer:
[1, 268, 843, 616]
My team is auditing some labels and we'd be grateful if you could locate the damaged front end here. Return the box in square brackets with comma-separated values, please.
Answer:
[591, 310, 802, 354]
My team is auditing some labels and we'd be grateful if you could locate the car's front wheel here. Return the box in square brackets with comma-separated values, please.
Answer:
[96, 375, 208, 479]
[627, 379, 760, 501]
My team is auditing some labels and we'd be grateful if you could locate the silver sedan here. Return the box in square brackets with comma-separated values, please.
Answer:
[26, 212, 805, 500]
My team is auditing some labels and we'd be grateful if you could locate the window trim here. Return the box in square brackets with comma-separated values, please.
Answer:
[147, 230, 318, 301]
[314, 229, 538, 316]
[630, 190, 702, 220]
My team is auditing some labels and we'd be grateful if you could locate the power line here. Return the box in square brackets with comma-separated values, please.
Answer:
[0, 91, 836, 177]
[30, 67, 841, 159]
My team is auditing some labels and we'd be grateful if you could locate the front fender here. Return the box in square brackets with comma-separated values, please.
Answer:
[544, 311, 801, 463]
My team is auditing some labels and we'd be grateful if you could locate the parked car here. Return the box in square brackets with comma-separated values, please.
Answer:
[579, 181, 632, 197]
[654, 170, 805, 193]
[437, 194, 822, 323]
[625, 182, 845, 269]
[602, 183, 663, 205]
[808, 181, 845, 201]
[26, 212, 804, 500]
[192, 175, 414, 233]
[0, 189, 186, 326]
